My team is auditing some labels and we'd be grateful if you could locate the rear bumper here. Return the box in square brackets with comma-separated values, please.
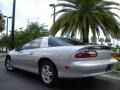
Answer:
[56, 59, 117, 78]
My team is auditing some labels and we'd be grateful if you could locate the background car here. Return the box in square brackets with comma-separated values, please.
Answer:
[5, 36, 117, 86]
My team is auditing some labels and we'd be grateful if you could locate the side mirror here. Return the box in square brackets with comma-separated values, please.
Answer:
[15, 48, 23, 51]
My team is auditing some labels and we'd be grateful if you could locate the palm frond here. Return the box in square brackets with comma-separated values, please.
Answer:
[50, 0, 120, 42]
[56, 3, 76, 9]
[100, 1, 120, 6]
[55, 8, 75, 15]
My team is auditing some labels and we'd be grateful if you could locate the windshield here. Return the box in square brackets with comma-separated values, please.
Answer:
[48, 37, 84, 47]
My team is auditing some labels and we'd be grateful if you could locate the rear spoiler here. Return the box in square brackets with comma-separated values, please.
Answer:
[86, 46, 111, 50]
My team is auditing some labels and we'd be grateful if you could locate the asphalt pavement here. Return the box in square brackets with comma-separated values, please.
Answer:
[0, 58, 120, 90]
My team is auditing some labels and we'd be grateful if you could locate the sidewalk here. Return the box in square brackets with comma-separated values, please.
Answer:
[0, 53, 6, 57]
[109, 71, 120, 78]
[0, 53, 6, 61]
[101, 71, 120, 80]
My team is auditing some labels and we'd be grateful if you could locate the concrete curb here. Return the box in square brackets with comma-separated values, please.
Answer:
[101, 74, 120, 80]
[112, 71, 120, 76]
[114, 70, 120, 73]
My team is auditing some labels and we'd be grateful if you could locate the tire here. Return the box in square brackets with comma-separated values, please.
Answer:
[5, 56, 15, 72]
[39, 61, 58, 87]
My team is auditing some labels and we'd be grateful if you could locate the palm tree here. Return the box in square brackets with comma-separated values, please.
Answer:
[50, 0, 120, 43]
[99, 38, 104, 45]
[105, 37, 111, 45]
[26, 22, 48, 41]
[0, 12, 5, 32]
[14, 22, 49, 48]
[0, 22, 49, 49]
[0, 33, 10, 51]
[91, 36, 97, 45]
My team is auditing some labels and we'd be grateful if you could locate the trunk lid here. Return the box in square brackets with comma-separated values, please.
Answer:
[75, 45, 112, 60]
[87, 46, 112, 60]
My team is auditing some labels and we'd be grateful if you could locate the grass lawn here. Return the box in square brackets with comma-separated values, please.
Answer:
[116, 62, 120, 71]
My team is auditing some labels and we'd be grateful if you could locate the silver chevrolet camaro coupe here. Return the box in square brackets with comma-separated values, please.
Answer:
[5, 36, 117, 86]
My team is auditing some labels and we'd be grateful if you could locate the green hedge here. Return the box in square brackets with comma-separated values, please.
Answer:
[116, 62, 120, 71]
[112, 48, 120, 53]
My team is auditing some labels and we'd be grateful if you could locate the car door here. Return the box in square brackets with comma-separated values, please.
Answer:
[14, 39, 42, 73]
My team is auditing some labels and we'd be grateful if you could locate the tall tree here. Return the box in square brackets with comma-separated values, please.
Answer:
[0, 33, 10, 51]
[0, 22, 49, 50]
[91, 36, 97, 45]
[14, 22, 49, 48]
[105, 37, 111, 45]
[0, 12, 5, 32]
[50, 0, 120, 43]
[99, 38, 104, 45]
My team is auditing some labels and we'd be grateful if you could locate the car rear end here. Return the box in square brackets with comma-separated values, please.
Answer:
[58, 45, 117, 78]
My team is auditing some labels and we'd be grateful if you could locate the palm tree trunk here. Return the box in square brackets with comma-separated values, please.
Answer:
[83, 29, 88, 43]
[83, 16, 89, 44]
[6, 47, 7, 52]
[80, 31, 83, 42]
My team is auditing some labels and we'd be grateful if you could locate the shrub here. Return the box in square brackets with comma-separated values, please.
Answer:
[116, 62, 120, 71]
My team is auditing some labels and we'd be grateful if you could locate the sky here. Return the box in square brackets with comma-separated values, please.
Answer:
[0, 0, 58, 32]
[0, 0, 120, 45]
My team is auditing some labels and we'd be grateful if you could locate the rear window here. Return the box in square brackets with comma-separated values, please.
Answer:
[58, 37, 85, 45]
[48, 37, 84, 47]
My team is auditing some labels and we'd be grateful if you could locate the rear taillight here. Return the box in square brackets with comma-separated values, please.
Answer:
[75, 51, 97, 58]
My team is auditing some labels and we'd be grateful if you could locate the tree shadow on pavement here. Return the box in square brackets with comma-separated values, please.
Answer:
[55, 77, 113, 90]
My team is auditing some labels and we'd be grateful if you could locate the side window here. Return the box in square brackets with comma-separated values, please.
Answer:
[22, 39, 42, 50]
[31, 40, 41, 48]
[48, 37, 60, 47]
[22, 43, 33, 50]
[48, 37, 71, 47]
